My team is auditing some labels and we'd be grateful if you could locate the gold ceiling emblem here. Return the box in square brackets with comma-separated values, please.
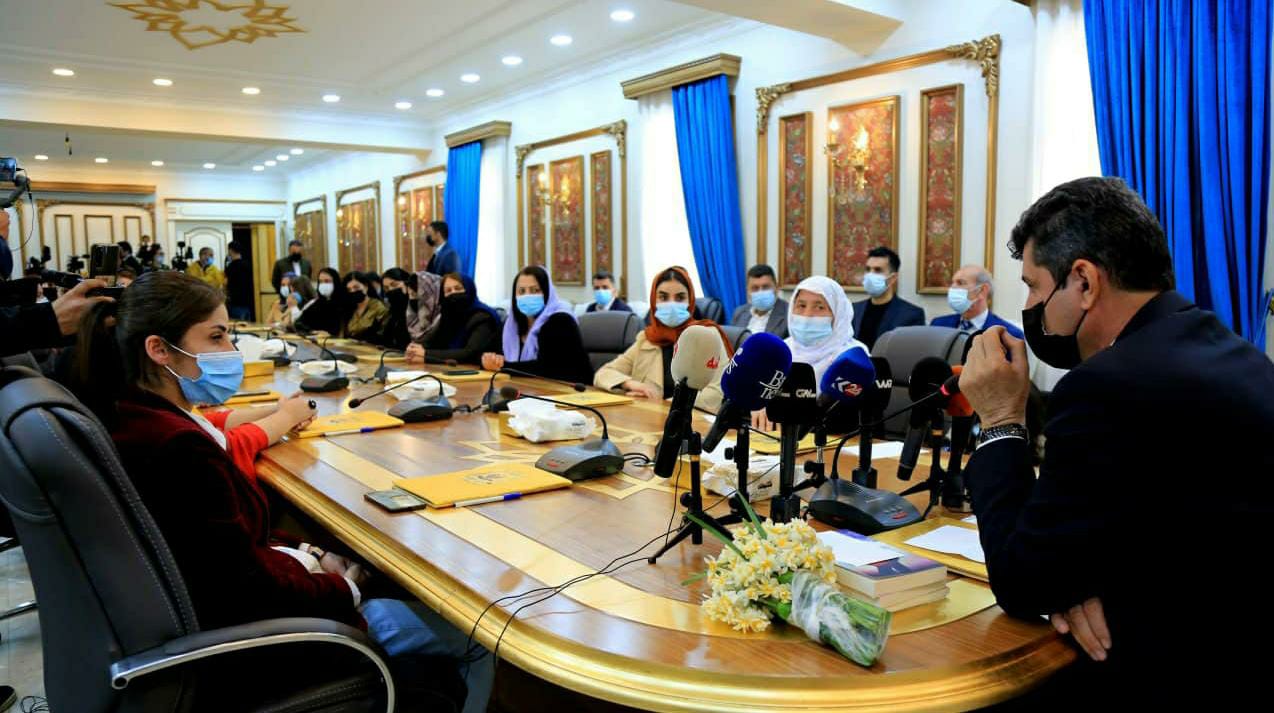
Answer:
[109, 0, 305, 51]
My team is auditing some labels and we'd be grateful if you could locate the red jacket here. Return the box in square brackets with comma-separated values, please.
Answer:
[201, 409, 268, 484]
[110, 389, 359, 630]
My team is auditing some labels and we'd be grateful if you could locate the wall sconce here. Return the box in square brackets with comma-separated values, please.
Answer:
[824, 119, 871, 204]
[538, 168, 571, 215]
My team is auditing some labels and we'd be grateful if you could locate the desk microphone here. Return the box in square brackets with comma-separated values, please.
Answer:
[374, 349, 404, 383]
[499, 385, 623, 481]
[300, 338, 351, 393]
[350, 372, 453, 422]
[305, 335, 357, 364]
[484, 366, 587, 413]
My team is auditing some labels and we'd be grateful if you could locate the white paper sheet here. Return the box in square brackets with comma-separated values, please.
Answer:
[846, 441, 905, 459]
[905, 525, 986, 563]
[816, 531, 904, 567]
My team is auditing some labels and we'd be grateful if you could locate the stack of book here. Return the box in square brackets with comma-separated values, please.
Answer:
[816, 529, 949, 612]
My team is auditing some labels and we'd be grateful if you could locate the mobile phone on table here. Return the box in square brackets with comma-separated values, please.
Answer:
[364, 488, 429, 512]
[445, 369, 480, 376]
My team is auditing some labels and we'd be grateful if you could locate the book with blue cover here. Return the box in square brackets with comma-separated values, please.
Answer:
[819, 529, 947, 597]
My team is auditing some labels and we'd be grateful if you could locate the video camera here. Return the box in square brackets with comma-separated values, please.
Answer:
[1, 157, 30, 210]
[171, 240, 193, 272]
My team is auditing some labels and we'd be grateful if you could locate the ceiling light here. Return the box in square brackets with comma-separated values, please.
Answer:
[502, 55, 523, 67]
[152, 78, 173, 87]
[610, 9, 635, 22]
[460, 73, 480, 83]
[290, 148, 304, 155]
[95, 157, 109, 164]
[33, 155, 49, 161]
[322, 94, 341, 103]
[550, 34, 573, 46]
[264, 160, 277, 166]
[52, 68, 75, 77]
[242, 86, 260, 95]
[150, 160, 164, 167]
[426, 88, 445, 98]
[252, 165, 264, 171]
[276, 154, 289, 161]
[203, 162, 216, 169]
[395, 100, 413, 110]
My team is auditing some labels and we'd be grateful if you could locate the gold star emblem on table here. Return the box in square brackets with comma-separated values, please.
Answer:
[110, 0, 305, 51]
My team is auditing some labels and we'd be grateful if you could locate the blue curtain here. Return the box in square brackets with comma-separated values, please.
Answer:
[1085, 0, 1270, 348]
[672, 74, 747, 318]
[442, 141, 482, 277]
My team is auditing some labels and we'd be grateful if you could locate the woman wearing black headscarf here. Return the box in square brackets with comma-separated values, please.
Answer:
[404, 273, 501, 365]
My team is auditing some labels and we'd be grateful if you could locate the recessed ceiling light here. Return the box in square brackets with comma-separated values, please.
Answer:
[395, 100, 413, 110]
[150, 160, 164, 167]
[460, 73, 481, 83]
[322, 94, 341, 103]
[610, 9, 635, 22]
[264, 160, 277, 166]
[152, 78, 173, 87]
[242, 86, 260, 95]
[550, 34, 573, 46]
[426, 88, 445, 98]
[276, 154, 289, 161]
[52, 68, 75, 77]
[502, 55, 523, 67]
[95, 157, 109, 164]
[290, 148, 304, 155]
[203, 162, 216, 169]
[33, 155, 48, 161]
[252, 165, 264, 171]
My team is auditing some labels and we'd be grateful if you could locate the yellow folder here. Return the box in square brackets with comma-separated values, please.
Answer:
[294, 411, 404, 438]
[550, 391, 634, 408]
[396, 462, 572, 508]
[751, 433, 820, 455]
[435, 369, 509, 383]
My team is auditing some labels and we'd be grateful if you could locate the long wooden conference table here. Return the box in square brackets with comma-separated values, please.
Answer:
[237, 332, 1074, 711]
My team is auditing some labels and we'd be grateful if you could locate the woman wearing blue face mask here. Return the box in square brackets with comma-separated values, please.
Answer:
[594, 266, 729, 407]
[481, 265, 593, 384]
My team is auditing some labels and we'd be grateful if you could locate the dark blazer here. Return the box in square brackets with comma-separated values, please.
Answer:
[851, 296, 925, 345]
[426, 242, 461, 277]
[271, 255, 313, 292]
[729, 298, 789, 339]
[965, 291, 1274, 697]
[504, 312, 594, 384]
[425, 311, 501, 365]
[224, 257, 254, 308]
[930, 310, 1024, 340]
[586, 298, 633, 314]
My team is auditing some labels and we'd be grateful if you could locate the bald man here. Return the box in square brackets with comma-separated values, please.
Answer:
[930, 264, 1024, 339]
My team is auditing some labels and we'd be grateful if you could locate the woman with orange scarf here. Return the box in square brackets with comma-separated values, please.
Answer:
[594, 266, 729, 411]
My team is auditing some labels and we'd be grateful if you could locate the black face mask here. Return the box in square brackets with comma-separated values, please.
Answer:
[425, 235, 437, 247]
[350, 289, 367, 304]
[385, 288, 407, 308]
[1022, 282, 1088, 369]
[442, 293, 468, 316]
[290, 252, 303, 260]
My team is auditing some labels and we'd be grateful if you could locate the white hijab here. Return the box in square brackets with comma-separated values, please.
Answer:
[785, 275, 868, 382]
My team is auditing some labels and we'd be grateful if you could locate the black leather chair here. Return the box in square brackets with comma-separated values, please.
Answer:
[0, 366, 458, 713]
[695, 296, 725, 324]
[578, 311, 641, 373]
[870, 326, 971, 439]
[719, 325, 751, 353]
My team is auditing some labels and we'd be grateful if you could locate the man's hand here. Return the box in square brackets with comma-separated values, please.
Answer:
[623, 380, 661, 400]
[1051, 597, 1112, 662]
[751, 408, 776, 432]
[53, 278, 113, 336]
[958, 326, 1030, 429]
[482, 353, 505, 372]
[405, 343, 425, 363]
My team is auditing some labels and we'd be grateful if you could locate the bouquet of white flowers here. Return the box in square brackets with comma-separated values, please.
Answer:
[685, 500, 892, 667]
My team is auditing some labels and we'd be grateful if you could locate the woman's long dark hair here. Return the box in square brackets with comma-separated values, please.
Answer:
[72, 270, 223, 424]
[317, 267, 343, 301]
[511, 266, 550, 336]
[290, 275, 317, 304]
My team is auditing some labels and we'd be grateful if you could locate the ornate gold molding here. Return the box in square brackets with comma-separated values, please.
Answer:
[755, 83, 792, 136]
[945, 35, 1001, 98]
[13, 181, 156, 195]
[109, 0, 306, 51]
[621, 53, 742, 100]
[602, 120, 628, 160]
[445, 120, 512, 148]
[392, 165, 447, 193]
[514, 145, 535, 179]
[164, 197, 286, 204]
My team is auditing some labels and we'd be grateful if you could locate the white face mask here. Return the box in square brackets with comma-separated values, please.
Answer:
[318, 282, 334, 298]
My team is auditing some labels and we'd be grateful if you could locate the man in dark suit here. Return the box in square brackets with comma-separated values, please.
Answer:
[960, 177, 1274, 701]
[851, 246, 925, 349]
[586, 270, 632, 313]
[223, 242, 254, 321]
[116, 241, 143, 275]
[930, 264, 1024, 339]
[271, 240, 312, 292]
[729, 263, 788, 338]
[425, 221, 461, 276]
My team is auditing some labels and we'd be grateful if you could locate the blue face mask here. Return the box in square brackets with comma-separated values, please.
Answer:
[279, 285, 291, 299]
[750, 289, 777, 312]
[947, 287, 974, 314]
[862, 272, 889, 298]
[788, 315, 834, 346]
[517, 293, 546, 318]
[654, 301, 691, 328]
[164, 342, 244, 405]
[594, 289, 613, 306]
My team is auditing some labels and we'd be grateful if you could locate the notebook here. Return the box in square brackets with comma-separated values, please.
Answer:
[751, 433, 820, 456]
[294, 411, 404, 438]
[396, 462, 572, 508]
[871, 517, 988, 582]
[818, 530, 947, 596]
[549, 391, 634, 408]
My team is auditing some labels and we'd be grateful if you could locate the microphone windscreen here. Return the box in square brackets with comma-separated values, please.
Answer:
[720, 332, 792, 410]
[818, 346, 875, 405]
[908, 356, 954, 402]
[764, 362, 818, 425]
[670, 325, 726, 390]
[498, 385, 521, 400]
[348, 398, 363, 408]
[945, 365, 975, 417]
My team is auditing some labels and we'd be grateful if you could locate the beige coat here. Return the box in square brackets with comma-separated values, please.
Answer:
[594, 332, 724, 412]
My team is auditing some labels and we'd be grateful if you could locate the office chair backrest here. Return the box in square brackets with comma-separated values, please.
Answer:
[695, 296, 724, 324]
[718, 325, 751, 354]
[870, 327, 970, 438]
[0, 367, 198, 713]
[578, 311, 640, 373]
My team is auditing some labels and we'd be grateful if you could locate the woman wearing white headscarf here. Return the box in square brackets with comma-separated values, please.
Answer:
[752, 275, 868, 432]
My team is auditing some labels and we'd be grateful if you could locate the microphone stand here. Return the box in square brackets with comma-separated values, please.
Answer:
[648, 430, 739, 563]
[899, 411, 948, 517]
[349, 372, 447, 408]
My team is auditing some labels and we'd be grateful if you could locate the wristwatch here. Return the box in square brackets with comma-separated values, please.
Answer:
[305, 544, 326, 560]
[977, 423, 1028, 448]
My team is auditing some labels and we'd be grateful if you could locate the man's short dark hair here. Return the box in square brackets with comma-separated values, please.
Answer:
[1010, 176, 1173, 292]
[592, 270, 614, 283]
[117, 241, 133, 255]
[430, 221, 449, 240]
[288, 239, 303, 249]
[747, 264, 776, 281]
[867, 246, 901, 273]
[198, 247, 213, 257]
[228, 242, 243, 256]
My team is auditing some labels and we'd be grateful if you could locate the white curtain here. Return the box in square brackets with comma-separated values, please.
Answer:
[474, 136, 506, 302]
[1029, 0, 1103, 391]
[636, 89, 703, 302]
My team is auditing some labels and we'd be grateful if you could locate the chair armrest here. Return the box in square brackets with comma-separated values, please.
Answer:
[109, 617, 394, 711]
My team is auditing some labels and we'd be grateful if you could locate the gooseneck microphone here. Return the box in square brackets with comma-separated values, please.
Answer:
[374, 349, 405, 383]
[500, 385, 624, 481]
[349, 372, 444, 408]
[482, 366, 587, 413]
[300, 337, 352, 393]
[498, 385, 610, 439]
[702, 332, 792, 453]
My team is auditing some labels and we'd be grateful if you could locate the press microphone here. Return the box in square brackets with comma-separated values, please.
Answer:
[300, 337, 352, 393]
[765, 361, 818, 522]
[702, 332, 792, 453]
[350, 373, 453, 422]
[942, 367, 975, 510]
[500, 385, 624, 481]
[653, 325, 727, 478]
[896, 357, 954, 481]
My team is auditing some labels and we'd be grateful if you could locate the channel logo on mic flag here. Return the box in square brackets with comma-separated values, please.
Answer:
[706, 356, 720, 369]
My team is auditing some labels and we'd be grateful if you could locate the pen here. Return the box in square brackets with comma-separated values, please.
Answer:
[323, 427, 376, 437]
[454, 493, 523, 508]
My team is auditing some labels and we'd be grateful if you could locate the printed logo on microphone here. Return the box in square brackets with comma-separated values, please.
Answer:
[758, 370, 787, 400]
[875, 377, 893, 390]
[832, 377, 864, 397]
[795, 388, 817, 399]
[705, 356, 720, 369]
